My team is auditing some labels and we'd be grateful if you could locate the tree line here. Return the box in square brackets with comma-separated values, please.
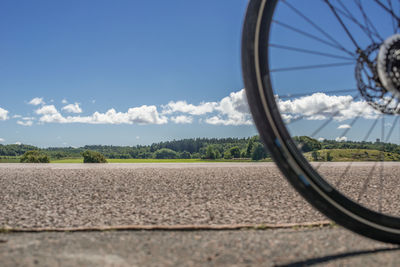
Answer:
[2, 136, 398, 161]
[0, 136, 269, 160]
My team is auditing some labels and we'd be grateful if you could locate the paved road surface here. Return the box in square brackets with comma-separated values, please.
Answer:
[1, 227, 399, 266]
[2, 163, 400, 266]
[2, 162, 400, 229]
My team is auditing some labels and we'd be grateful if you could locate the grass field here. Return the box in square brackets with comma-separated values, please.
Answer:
[5, 149, 400, 163]
[50, 158, 270, 163]
[304, 149, 400, 162]
[0, 157, 20, 163]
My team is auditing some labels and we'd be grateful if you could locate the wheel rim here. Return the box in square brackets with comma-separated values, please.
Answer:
[252, 0, 400, 230]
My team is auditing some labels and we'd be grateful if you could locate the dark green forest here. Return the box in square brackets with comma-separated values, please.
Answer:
[0, 136, 268, 160]
[1, 136, 399, 161]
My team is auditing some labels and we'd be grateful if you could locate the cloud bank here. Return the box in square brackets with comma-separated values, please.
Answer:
[277, 93, 379, 122]
[6, 90, 382, 128]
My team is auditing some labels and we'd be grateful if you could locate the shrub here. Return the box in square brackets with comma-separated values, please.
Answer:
[179, 151, 191, 159]
[251, 143, 266, 161]
[230, 146, 241, 158]
[20, 150, 50, 163]
[154, 148, 178, 159]
[204, 145, 216, 159]
[82, 150, 107, 163]
[224, 151, 232, 159]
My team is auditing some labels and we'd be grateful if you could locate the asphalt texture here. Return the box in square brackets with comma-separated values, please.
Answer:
[1, 228, 399, 266]
[0, 163, 326, 228]
[2, 163, 400, 266]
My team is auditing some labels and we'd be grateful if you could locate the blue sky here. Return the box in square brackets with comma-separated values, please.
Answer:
[0, 0, 255, 147]
[1, 0, 400, 147]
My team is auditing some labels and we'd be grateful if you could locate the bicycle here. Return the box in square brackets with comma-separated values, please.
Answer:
[242, 0, 400, 244]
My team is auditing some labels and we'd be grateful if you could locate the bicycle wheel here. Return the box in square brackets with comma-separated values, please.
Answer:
[242, 0, 400, 244]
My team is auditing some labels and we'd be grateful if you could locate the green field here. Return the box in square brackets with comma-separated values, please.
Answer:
[304, 149, 400, 162]
[6, 149, 400, 163]
[50, 158, 270, 163]
[0, 157, 20, 163]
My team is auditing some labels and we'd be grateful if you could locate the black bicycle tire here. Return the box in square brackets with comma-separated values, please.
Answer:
[242, 0, 400, 244]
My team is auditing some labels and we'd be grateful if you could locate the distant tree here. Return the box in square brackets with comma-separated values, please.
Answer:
[20, 150, 50, 163]
[326, 151, 333, 161]
[179, 151, 191, 159]
[224, 151, 232, 159]
[246, 137, 255, 158]
[311, 151, 320, 161]
[154, 148, 178, 159]
[82, 150, 107, 163]
[251, 143, 266, 160]
[191, 152, 201, 159]
[230, 146, 241, 158]
[293, 136, 321, 152]
[204, 145, 216, 159]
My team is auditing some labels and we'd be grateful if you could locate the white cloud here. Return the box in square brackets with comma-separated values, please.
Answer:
[0, 138, 4, 142]
[29, 97, 45, 106]
[171, 115, 193, 124]
[12, 115, 22, 119]
[62, 103, 82, 114]
[37, 105, 168, 125]
[277, 93, 379, 122]
[22, 117, 35, 121]
[317, 137, 325, 142]
[62, 99, 68, 104]
[0, 107, 9, 120]
[15, 142, 21, 145]
[338, 124, 351, 129]
[209, 89, 252, 125]
[163, 89, 252, 126]
[35, 105, 59, 115]
[17, 120, 33, 127]
[162, 101, 217, 115]
[335, 136, 348, 142]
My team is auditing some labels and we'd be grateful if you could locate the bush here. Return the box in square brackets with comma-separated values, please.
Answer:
[20, 150, 50, 163]
[82, 150, 107, 163]
[251, 143, 266, 161]
[179, 151, 191, 159]
[204, 145, 216, 159]
[293, 136, 321, 152]
[154, 148, 178, 159]
[230, 146, 241, 158]
[223, 151, 232, 159]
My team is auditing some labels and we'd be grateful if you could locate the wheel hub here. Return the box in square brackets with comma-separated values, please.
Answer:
[377, 34, 400, 99]
[355, 34, 400, 114]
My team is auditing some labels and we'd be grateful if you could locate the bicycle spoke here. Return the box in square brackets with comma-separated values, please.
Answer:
[385, 115, 400, 141]
[276, 88, 357, 99]
[272, 20, 356, 57]
[335, 0, 382, 43]
[269, 43, 354, 60]
[355, 0, 384, 42]
[281, 0, 351, 55]
[324, 0, 361, 51]
[270, 62, 354, 72]
[286, 94, 360, 125]
[379, 115, 385, 213]
[335, 116, 381, 188]
[386, 0, 398, 33]
[357, 161, 378, 201]
[373, 0, 400, 23]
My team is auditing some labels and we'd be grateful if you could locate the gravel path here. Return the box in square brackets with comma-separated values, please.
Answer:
[1, 162, 399, 228]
